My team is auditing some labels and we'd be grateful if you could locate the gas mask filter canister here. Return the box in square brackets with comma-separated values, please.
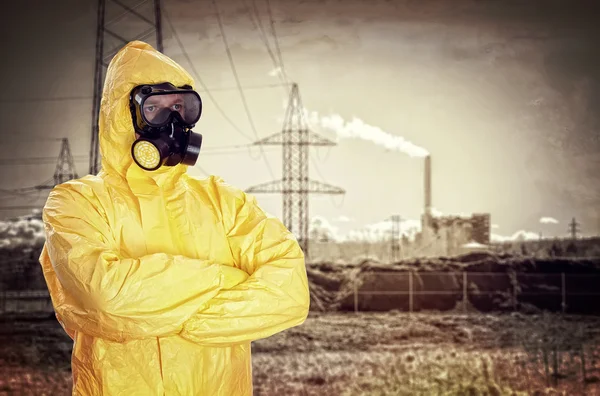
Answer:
[129, 82, 203, 171]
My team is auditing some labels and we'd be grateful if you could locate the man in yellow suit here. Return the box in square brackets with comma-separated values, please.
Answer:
[38, 40, 310, 395]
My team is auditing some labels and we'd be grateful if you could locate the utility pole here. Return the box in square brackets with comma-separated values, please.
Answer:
[90, 0, 164, 175]
[568, 217, 580, 239]
[390, 214, 402, 262]
[246, 84, 345, 259]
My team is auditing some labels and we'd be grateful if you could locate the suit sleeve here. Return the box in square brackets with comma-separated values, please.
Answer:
[179, 183, 310, 346]
[41, 183, 248, 343]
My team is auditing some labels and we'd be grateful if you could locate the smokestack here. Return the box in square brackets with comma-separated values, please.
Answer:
[424, 155, 431, 215]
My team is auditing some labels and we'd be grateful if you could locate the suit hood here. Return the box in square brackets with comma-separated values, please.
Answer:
[98, 41, 195, 189]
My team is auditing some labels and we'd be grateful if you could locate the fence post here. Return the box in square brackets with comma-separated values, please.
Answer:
[354, 276, 358, 314]
[513, 272, 518, 312]
[409, 270, 413, 315]
[463, 271, 467, 313]
[561, 272, 566, 314]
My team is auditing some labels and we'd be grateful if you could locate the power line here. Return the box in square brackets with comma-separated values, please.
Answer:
[0, 191, 42, 201]
[0, 96, 93, 104]
[162, 5, 255, 142]
[8, 137, 66, 142]
[243, 0, 291, 106]
[265, 0, 289, 85]
[246, 0, 290, 85]
[0, 146, 278, 169]
[0, 156, 88, 166]
[3, 138, 251, 151]
[0, 189, 38, 197]
[201, 146, 278, 156]
[0, 188, 44, 204]
[205, 144, 252, 150]
[246, 84, 345, 259]
[246, 0, 341, 207]
[212, 0, 276, 180]
[244, 0, 346, 220]
[0, 205, 44, 211]
[0, 83, 289, 104]
[240, 0, 290, 161]
[246, 0, 276, 63]
[1, 139, 78, 198]
[309, 151, 345, 209]
[243, 0, 287, 93]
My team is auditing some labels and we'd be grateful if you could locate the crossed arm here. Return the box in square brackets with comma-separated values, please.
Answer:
[42, 180, 309, 345]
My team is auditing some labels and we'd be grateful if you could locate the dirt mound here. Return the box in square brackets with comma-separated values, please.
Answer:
[306, 266, 353, 311]
[307, 255, 600, 314]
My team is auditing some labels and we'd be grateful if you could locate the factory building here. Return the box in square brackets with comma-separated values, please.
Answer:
[418, 155, 491, 256]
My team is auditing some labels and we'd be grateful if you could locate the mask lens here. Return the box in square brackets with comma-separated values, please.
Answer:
[142, 92, 201, 126]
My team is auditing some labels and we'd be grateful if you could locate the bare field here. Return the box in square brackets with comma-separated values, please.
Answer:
[3, 312, 600, 395]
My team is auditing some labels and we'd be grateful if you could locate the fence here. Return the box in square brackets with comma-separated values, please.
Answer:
[0, 290, 53, 318]
[352, 271, 600, 315]
[4, 271, 600, 317]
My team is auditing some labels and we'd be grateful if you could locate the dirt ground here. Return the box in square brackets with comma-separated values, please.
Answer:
[2, 311, 600, 395]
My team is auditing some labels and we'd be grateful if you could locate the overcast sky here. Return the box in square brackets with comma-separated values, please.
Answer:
[0, 0, 599, 240]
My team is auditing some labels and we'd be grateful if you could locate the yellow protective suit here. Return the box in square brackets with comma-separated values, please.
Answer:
[38, 40, 310, 396]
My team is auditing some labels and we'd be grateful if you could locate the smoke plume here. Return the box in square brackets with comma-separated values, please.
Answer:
[305, 111, 429, 158]
[276, 99, 429, 157]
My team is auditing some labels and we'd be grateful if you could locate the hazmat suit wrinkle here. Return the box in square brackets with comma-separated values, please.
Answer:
[38, 40, 310, 396]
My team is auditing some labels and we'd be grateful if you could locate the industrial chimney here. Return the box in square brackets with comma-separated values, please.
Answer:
[424, 155, 431, 216]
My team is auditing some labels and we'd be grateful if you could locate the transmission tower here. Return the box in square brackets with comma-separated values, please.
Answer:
[0, 139, 79, 219]
[38, 139, 79, 189]
[90, 0, 164, 175]
[568, 217, 581, 239]
[54, 138, 79, 185]
[246, 83, 345, 259]
[389, 215, 402, 262]
[23, 138, 80, 191]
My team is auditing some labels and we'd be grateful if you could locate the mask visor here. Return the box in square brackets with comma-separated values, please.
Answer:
[141, 92, 202, 127]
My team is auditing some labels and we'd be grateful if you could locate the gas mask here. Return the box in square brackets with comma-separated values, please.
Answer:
[129, 82, 203, 171]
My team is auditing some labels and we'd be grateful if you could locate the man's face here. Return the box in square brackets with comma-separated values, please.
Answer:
[136, 93, 186, 139]
[142, 94, 186, 124]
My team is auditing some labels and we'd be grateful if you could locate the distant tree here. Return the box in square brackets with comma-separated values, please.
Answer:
[566, 241, 578, 256]
[414, 233, 422, 247]
[549, 242, 563, 257]
[521, 243, 528, 256]
[401, 234, 410, 246]
[309, 228, 320, 242]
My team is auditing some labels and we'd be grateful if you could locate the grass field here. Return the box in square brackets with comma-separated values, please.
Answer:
[2, 311, 600, 395]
